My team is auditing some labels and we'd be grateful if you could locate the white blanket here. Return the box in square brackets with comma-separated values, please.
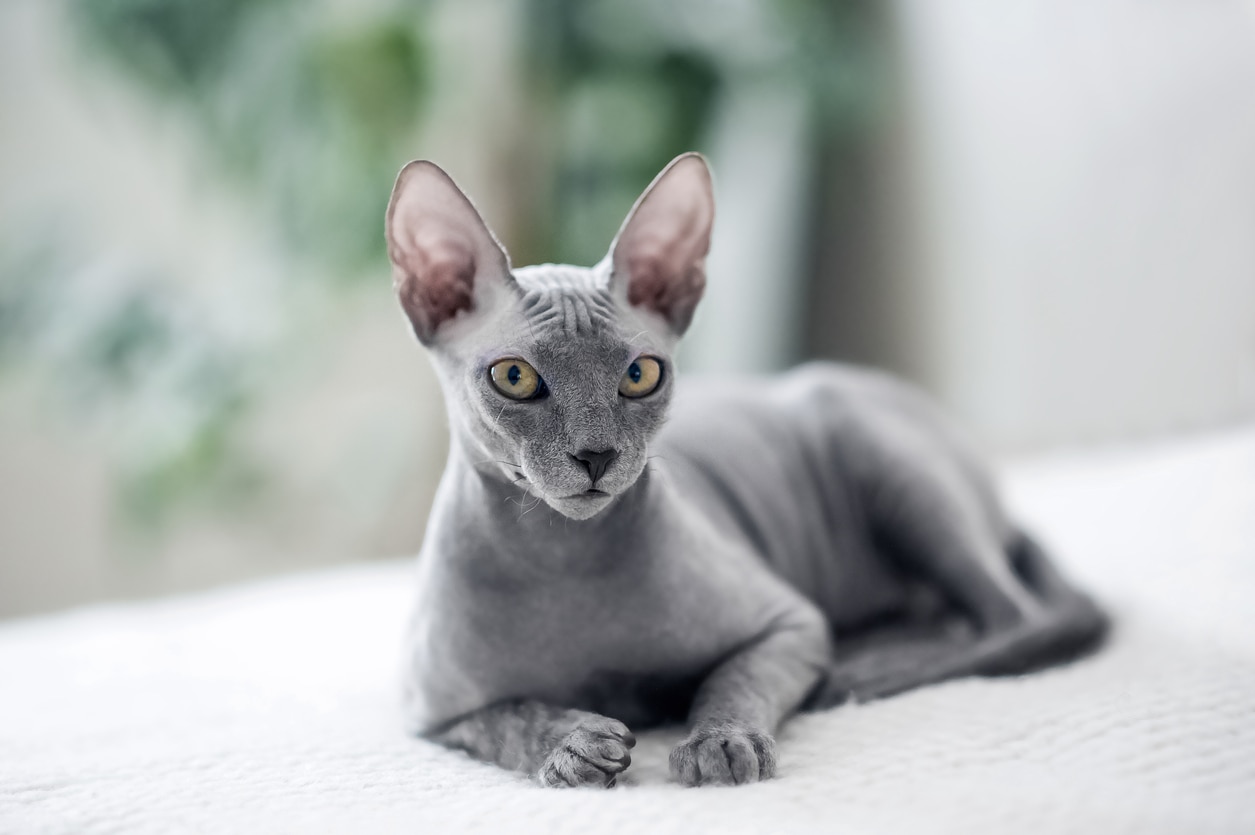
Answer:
[3, 429, 1254, 834]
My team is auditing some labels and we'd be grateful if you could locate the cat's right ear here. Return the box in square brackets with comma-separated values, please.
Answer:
[385, 161, 515, 345]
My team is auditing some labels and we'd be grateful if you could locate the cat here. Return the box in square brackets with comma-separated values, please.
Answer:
[385, 153, 1107, 788]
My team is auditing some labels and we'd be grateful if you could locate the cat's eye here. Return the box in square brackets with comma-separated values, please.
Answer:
[619, 356, 663, 398]
[489, 358, 546, 400]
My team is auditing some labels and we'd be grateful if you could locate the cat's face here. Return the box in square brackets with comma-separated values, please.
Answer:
[444, 263, 674, 519]
[386, 155, 714, 520]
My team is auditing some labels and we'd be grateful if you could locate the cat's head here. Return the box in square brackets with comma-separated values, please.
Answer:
[386, 154, 714, 520]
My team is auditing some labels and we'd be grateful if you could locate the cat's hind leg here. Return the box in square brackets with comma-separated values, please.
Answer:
[981, 529, 1110, 675]
[809, 530, 1108, 707]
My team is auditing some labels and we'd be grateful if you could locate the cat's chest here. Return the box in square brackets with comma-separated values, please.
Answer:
[405, 529, 786, 730]
[432, 549, 759, 667]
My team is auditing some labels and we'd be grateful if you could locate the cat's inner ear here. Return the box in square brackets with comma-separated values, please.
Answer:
[608, 153, 714, 335]
[386, 161, 514, 344]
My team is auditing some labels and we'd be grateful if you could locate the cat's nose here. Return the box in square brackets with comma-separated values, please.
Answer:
[572, 449, 618, 485]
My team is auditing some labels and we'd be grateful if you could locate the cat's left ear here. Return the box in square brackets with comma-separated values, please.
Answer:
[608, 153, 714, 336]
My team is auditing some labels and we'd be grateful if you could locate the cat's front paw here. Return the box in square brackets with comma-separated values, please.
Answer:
[669, 722, 777, 786]
[536, 716, 636, 788]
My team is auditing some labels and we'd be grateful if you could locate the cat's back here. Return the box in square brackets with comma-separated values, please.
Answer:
[662, 359, 984, 471]
[661, 361, 912, 452]
[660, 363, 887, 530]
[657, 361, 907, 505]
[655, 361, 987, 625]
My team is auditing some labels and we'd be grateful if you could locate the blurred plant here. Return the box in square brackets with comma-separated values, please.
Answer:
[521, 0, 887, 266]
[70, 0, 430, 275]
[0, 231, 262, 531]
[9, 0, 435, 529]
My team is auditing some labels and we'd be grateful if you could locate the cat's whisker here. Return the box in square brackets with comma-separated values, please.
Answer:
[504, 489, 533, 505]
[517, 493, 545, 521]
[475, 458, 523, 469]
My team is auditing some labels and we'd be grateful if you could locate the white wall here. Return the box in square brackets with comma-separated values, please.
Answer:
[894, 0, 1255, 448]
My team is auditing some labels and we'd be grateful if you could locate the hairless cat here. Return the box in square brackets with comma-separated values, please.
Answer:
[385, 153, 1107, 788]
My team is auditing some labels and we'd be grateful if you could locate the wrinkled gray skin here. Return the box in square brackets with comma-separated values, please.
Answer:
[386, 154, 1107, 788]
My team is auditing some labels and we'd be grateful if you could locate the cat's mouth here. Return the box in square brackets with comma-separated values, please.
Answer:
[509, 468, 612, 505]
[560, 488, 610, 502]
[544, 487, 616, 520]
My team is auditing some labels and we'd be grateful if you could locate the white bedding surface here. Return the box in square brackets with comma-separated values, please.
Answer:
[2, 428, 1254, 834]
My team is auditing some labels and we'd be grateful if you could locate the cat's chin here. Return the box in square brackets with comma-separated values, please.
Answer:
[546, 491, 616, 521]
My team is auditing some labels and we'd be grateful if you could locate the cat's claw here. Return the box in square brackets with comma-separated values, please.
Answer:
[669, 722, 777, 786]
[536, 717, 635, 788]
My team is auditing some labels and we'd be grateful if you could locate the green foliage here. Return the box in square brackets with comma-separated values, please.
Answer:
[79, 292, 171, 394]
[0, 232, 262, 530]
[308, 22, 426, 144]
[69, 0, 429, 275]
[70, 0, 283, 93]
[521, 0, 886, 265]
[55, 0, 433, 526]
[551, 56, 721, 266]
[117, 390, 262, 532]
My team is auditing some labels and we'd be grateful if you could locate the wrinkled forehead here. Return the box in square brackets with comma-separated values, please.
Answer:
[480, 265, 668, 370]
[514, 264, 615, 338]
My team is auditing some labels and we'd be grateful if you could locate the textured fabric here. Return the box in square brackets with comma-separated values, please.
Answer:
[2, 428, 1253, 834]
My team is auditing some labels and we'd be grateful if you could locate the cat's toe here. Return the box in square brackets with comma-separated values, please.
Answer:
[669, 723, 777, 786]
[537, 746, 613, 788]
[536, 718, 635, 788]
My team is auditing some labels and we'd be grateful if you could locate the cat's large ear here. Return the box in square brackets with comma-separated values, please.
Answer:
[386, 161, 515, 345]
[608, 153, 714, 336]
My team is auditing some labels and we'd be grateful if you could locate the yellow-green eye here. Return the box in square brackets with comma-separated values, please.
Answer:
[489, 358, 544, 400]
[619, 356, 663, 398]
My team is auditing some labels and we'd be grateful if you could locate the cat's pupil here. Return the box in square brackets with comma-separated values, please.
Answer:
[507, 364, 521, 385]
[628, 362, 641, 383]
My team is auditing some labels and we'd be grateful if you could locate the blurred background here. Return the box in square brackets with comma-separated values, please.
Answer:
[1, 0, 1253, 619]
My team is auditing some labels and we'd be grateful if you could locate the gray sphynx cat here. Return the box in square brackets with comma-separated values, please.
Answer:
[385, 153, 1106, 788]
